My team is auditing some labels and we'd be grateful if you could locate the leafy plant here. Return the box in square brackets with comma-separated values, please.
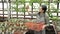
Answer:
[11, 0, 25, 12]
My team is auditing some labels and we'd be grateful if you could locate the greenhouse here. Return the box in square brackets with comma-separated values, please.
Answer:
[0, 0, 60, 34]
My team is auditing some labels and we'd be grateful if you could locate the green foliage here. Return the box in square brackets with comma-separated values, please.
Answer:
[18, 0, 25, 3]
[30, 0, 41, 3]
[11, 0, 25, 12]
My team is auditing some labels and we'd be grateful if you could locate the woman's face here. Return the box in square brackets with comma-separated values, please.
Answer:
[39, 7, 44, 13]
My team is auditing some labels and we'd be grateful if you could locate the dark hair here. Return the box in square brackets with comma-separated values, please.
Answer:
[41, 5, 47, 13]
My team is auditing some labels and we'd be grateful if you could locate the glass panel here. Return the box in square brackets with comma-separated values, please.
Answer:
[11, 3, 17, 11]
[50, 10, 55, 11]
[18, 12, 24, 15]
[0, 3, 2, 10]
[51, 13, 57, 16]
[33, 9, 39, 11]
[58, 13, 60, 16]
[33, 16, 36, 18]
[33, 12, 37, 14]
[49, 20, 52, 22]
[11, 11, 17, 14]
[4, 3, 8, 10]
[4, 15, 8, 17]
[33, 3, 40, 11]
[25, 3, 30, 6]
[33, 3, 39, 9]
[18, 12, 24, 14]
[18, 16, 24, 18]
[25, 12, 28, 15]
[11, 2, 24, 12]
[25, 12, 31, 15]
[50, 3, 57, 9]
[18, 4, 24, 8]
[11, 16, 17, 17]
[18, 4, 24, 12]
[25, 16, 31, 18]
[11, 3, 16, 10]
[11, 3, 16, 7]
[0, 15, 3, 16]
[0, 11, 3, 14]
[4, 11, 8, 14]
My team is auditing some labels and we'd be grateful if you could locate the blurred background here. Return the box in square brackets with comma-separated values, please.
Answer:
[0, 0, 60, 34]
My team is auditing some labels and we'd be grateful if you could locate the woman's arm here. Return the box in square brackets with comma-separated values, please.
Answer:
[45, 13, 49, 24]
[25, 5, 37, 16]
[42, 13, 49, 30]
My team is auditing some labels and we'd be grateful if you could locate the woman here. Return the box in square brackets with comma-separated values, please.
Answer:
[25, 5, 49, 34]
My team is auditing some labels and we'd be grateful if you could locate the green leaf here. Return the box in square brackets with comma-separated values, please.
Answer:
[30, 0, 35, 3]
[18, 0, 25, 3]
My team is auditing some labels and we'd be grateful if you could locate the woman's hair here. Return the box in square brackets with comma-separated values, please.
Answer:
[41, 5, 47, 13]
[38, 5, 47, 15]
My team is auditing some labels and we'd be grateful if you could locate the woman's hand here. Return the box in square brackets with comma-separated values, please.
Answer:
[42, 25, 46, 30]
[25, 5, 29, 11]
[25, 5, 29, 9]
